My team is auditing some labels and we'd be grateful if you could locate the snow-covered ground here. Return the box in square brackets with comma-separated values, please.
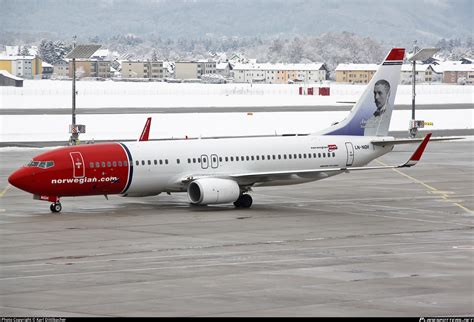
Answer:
[0, 80, 473, 109]
[0, 80, 472, 143]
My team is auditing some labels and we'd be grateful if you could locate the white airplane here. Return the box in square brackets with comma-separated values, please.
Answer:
[8, 48, 451, 213]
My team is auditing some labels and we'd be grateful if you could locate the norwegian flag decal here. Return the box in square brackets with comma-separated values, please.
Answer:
[328, 144, 338, 152]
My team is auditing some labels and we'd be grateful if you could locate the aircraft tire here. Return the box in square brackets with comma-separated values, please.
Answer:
[234, 194, 252, 208]
[51, 203, 62, 213]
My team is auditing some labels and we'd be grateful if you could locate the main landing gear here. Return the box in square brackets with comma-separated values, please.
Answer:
[234, 194, 253, 208]
[50, 202, 62, 213]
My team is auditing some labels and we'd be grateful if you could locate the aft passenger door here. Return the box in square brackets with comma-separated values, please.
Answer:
[345, 142, 354, 166]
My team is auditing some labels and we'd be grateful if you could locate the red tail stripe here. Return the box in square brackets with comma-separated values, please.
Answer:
[385, 48, 405, 61]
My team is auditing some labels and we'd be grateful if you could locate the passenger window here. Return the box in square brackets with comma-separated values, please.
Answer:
[283, 154, 287, 159]
[142, 160, 145, 165]
[188, 158, 191, 163]
[165, 159, 168, 165]
[107, 161, 111, 167]
[219, 157, 222, 162]
[332, 152, 336, 157]
[177, 159, 180, 164]
[236, 156, 239, 161]
[246, 156, 249, 161]
[303, 154, 307, 158]
[230, 156, 234, 161]
[318, 153, 321, 158]
[313, 153, 317, 158]
[154, 160, 157, 165]
[267, 155, 271, 160]
[323, 153, 326, 158]
[159, 160, 163, 165]
[198, 158, 201, 163]
[251, 156, 254, 161]
[96, 162, 100, 168]
[124, 161, 128, 167]
[298, 154, 302, 159]
[193, 158, 196, 163]
[289, 154, 292, 159]
[225, 157, 229, 162]
[256, 156, 259, 160]
[113, 161, 117, 167]
[89, 162, 94, 168]
[308, 154, 312, 159]
[272, 155, 276, 160]
[278, 155, 281, 160]
[118, 161, 122, 167]
[293, 154, 297, 159]
[102, 162, 106, 167]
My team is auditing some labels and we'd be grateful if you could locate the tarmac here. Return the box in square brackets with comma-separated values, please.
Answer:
[0, 140, 473, 316]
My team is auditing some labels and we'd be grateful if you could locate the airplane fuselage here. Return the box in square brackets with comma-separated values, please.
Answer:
[9, 135, 392, 200]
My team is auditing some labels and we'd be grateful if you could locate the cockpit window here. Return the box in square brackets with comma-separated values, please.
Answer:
[27, 160, 54, 168]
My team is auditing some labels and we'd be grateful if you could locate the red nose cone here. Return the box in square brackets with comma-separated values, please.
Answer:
[8, 168, 34, 193]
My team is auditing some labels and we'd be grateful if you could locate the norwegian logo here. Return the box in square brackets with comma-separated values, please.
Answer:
[328, 144, 338, 152]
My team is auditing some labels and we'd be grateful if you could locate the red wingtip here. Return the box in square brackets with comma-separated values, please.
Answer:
[410, 133, 432, 162]
[385, 48, 405, 61]
[139, 117, 152, 141]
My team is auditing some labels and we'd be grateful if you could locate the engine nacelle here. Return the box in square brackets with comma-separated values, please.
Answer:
[187, 178, 240, 205]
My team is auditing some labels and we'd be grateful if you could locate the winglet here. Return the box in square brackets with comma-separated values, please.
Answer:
[139, 117, 152, 141]
[402, 133, 432, 167]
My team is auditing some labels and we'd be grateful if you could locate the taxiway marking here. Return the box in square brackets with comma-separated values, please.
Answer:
[375, 159, 472, 214]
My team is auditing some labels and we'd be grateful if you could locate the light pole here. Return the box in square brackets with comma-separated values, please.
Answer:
[65, 43, 101, 145]
[407, 44, 439, 138]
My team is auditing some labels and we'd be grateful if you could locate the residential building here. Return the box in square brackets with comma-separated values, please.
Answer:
[438, 63, 474, 84]
[53, 60, 69, 79]
[231, 63, 328, 84]
[0, 55, 42, 79]
[216, 62, 233, 78]
[67, 60, 111, 79]
[175, 60, 216, 80]
[42, 62, 54, 79]
[335, 64, 378, 84]
[400, 64, 441, 84]
[121, 61, 164, 79]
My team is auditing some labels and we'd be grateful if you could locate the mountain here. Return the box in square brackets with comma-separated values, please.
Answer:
[1, 0, 472, 45]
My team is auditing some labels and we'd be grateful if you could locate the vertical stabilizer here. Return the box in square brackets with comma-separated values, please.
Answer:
[320, 48, 405, 136]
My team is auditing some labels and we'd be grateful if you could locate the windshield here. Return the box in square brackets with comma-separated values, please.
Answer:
[27, 160, 54, 169]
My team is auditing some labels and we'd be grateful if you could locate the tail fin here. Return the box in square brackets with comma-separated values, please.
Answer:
[320, 48, 405, 136]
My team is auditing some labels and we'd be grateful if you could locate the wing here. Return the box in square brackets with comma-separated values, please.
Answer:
[180, 133, 432, 186]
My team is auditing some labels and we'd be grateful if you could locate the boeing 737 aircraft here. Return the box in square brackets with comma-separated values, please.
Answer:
[8, 48, 451, 213]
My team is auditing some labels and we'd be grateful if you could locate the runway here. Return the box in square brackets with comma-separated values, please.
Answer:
[0, 140, 473, 316]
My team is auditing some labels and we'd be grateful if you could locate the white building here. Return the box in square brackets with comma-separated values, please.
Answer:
[400, 64, 442, 84]
[231, 63, 327, 84]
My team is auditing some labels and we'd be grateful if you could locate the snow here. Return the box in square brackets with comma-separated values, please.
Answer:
[0, 80, 472, 144]
[0, 80, 472, 109]
[0, 109, 472, 143]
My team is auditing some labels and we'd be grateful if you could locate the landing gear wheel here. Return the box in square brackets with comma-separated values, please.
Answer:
[50, 203, 62, 213]
[234, 194, 253, 208]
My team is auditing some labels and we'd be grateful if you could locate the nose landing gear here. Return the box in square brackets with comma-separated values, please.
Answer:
[50, 202, 62, 213]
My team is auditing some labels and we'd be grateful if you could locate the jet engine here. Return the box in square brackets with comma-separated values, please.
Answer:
[187, 178, 240, 205]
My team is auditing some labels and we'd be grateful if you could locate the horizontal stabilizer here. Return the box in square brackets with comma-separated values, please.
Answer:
[372, 135, 463, 146]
